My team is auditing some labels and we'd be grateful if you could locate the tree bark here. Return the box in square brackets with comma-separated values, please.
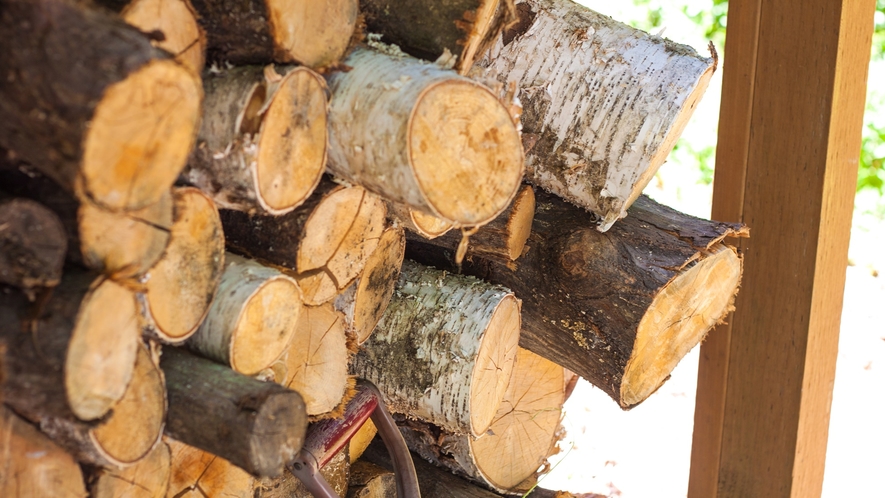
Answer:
[350, 260, 521, 437]
[88, 440, 172, 498]
[407, 191, 747, 407]
[0, 406, 88, 498]
[361, 0, 517, 74]
[138, 187, 225, 344]
[0, 197, 67, 292]
[326, 47, 524, 226]
[186, 253, 301, 375]
[478, 0, 716, 230]
[221, 178, 387, 305]
[334, 226, 406, 344]
[188, 0, 358, 67]
[97, 0, 207, 74]
[160, 346, 307, 477]
[398, 348, 565, 494]
[165, 437, 255, 498]
[0, 160, 173, 281]
[183, 65, 327, 215]
[0, 0, 201, 212]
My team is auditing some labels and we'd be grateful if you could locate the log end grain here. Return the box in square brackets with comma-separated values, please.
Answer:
[232, 275, 302, 375]
[89, 439, 171, 498]
[0, 198, 67, 290]
[620, 244, 741, 407]
[266, 0, 359, 67]
[120, 0, 207, 74]
[346, 460, 395, 498]
[504, 185, 535, 260]
[348, 226, 406, 344]
[166, 437, 255, 497]
[81, 59, 201, 212]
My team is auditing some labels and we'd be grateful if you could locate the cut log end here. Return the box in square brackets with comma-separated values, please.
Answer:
[81, 59, 201, 212]
[411, 208, 456, 238]
[166, 438, 255, 497]
[256, 68, 328, 214]
[349, 226, 406, 344]
[470, 293, 521, 436]
[121, 0, 207, 74]
[90, 439, 171, 498]
[233, 275, 303, 375]
[0, 198, 67, 290]
[65, 278, 139, 421]
[266, 0, 358, 67]
[410, 80, 524, 225]
[142, 187, 224, 343]
[505, 185, 535, 260]
[621, 245, 741, 407]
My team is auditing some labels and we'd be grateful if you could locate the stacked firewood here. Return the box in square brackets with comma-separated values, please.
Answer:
[0, 0, 746, 496]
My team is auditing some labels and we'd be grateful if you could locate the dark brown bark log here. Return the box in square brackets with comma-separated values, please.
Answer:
[160, 346, 307, 477]
[407, 192, 747, 407]
[0, 0, 200, 212]
[0, 197, 67, 292]
[188, 0, 358, 67]
[361, 0, 516, 74]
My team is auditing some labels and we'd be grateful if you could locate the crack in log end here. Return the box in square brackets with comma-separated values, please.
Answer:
[502, 3, 536, 46]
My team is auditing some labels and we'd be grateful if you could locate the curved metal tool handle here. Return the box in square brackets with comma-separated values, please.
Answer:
[287, 379, 421, 497]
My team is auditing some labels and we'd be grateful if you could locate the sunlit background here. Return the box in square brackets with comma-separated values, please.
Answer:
[539, 1, 885, 496]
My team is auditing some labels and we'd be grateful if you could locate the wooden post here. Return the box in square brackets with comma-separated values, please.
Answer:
[688, 0, 876, 496]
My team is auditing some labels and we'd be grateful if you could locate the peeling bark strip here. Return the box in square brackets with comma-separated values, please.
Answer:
[399, 349, 565, 494]
[221, 179, 387, 305]
[138, 187, 225, 344]
[0, 198, 67, 291]
[88, 439, 171, 498]
[361, 0, 517, 74]
[187, 253, 302, 376]
[188, 0, 358, 67]
[184, 65, 327, 215]
[0, 270, 139, 423]
[0, 407, 88, 498]
[351, 260, 521, 437]
[165, 437, 256, 497]
[407, 192, 746, 408]
[326, 48, 524, 226]
[0, 0, 201, 213]
[480, 0, 716, 230]
[161, 347, 307, 477]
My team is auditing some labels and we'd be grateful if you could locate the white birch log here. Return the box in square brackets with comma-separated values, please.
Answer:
[187, 253, 302, 375]
[350, 260, 521, 437]
[326, 47, 524, 226]
[183, 65, 327, 215]
[478, 0, 716, 231]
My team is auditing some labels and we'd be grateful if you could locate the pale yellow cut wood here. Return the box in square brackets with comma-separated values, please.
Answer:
[81, 59, 200, 212]
[141, 187, 224, 343]
[281, 303, 349, 417]
[121, 0, 206, 74]
[348, 419, 377, 464]
[91, 439, 171, 498]
[622, 245, 742, 406]
[78, 190, 172, 279]
[387, 201, 455, 239]
[165, 438, 254, 498]
[267, 0, 358, 68]
[188, 253, 302, 375]
[66, 277, 140, 421]
[0, 407, 88, 498]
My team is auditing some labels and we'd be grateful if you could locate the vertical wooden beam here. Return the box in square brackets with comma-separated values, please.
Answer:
[689, 0, 876, 497]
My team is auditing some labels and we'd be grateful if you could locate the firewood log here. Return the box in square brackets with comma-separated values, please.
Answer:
[478, 0, 716, 230]
[423, 184, 535, 263]
[361, 0, 517, 74]
[185, 253, 301, 375]
[387, 201, 456, 239]
[255, 445, 350, 498]
[0, 0, 201, 213]
[160, 347, 307, 477]
[334, 226, 406, 344]
[221, 179, 387, 305]
[0, 161, 173, 281]
[0, 406, 88, 498]
[89, 440, 172, 498]
[0, 197, 67, 292]
[408, 192, 747, 408]
[399, 348, 565, 494]
[276, 303, 349, 418]
[326, 48, 524, 226]
[183, 65, 328, 215]
[97, 0, 206, 74]
[348, 419, 378, 464]
[350, 261, 521, 437]
[165, 437, 255, 498]
[188, 0, 358, 67]
[347, 460, 396, 498]
[0, 271, 140, 422]
[138, 187, 225, 344]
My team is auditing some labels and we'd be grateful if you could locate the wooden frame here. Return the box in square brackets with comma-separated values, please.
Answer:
[688, 0, 877, 496]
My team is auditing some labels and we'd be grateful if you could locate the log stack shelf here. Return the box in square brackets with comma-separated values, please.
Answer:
[0, 0, 872, 496]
